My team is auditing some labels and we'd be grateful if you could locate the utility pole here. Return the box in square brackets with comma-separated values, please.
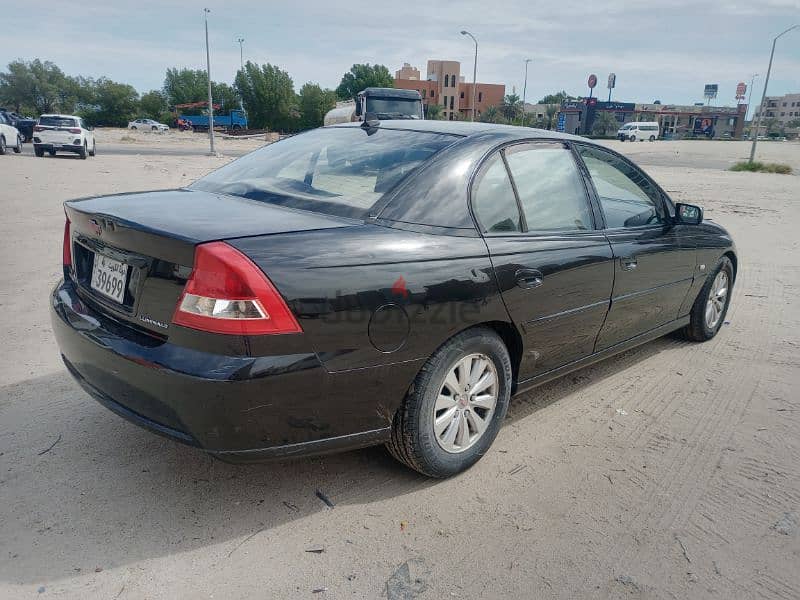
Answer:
[746, 73, 758, 122]
[521, 58, 531, 126]
[749, 25, 798, 163]
[236, 37, 245, 70]
[204, 8, 216, 155]
[461, 30, 478, 122]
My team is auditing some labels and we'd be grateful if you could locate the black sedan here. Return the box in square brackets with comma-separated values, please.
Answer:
[51, 120, 736, 477]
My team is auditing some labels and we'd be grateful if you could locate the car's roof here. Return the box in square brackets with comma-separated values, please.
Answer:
[329, 119, 590, 144]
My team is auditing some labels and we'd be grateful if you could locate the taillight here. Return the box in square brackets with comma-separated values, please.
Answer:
[34, 125, 44, 132]
[63, 216, 72, 267]
[172, 241, 302, 335]
[69, 128, 81, 134]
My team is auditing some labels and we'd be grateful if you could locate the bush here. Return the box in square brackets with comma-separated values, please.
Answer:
[730, 161, 792, 174]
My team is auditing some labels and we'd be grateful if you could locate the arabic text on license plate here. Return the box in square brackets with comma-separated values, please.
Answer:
[90, 253, 128, 303]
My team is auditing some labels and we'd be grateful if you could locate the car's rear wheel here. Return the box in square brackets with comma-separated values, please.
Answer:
[629, 135, 636, 142]
[387, 327, 512, 478]
[0, 135, 6, 155]
[48, 149, 56, 156]
[131, 126, 137, 130]
[13, 135, 22, 153]
[34, 145, 44, 157]
[79, 142, 87, 159]
[681, 256, 734, 342]
[649, 135, 656, 142]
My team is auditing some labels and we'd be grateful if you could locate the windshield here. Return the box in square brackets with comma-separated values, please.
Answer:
[190, 127, 459, 218]
[365, 97, 422, 119]
[39, 116, 77, 127]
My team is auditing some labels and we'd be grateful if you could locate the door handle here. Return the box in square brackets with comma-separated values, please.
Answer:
[620, 256, 638, 271]
[515, 268, 544, 289]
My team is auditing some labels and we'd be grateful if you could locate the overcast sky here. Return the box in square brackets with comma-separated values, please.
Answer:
[2, 0, 799, 107]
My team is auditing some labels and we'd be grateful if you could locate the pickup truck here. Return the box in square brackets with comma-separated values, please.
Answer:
[180, 109, 248, 132]
[0, 109, 36, 142]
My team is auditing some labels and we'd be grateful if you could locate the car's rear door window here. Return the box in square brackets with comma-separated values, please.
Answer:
[504, 143, 593, 231]
[472, 153, 522, 233]
[39, 116, 77, 127]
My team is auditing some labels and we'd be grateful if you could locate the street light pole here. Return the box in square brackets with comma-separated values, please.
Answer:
[521, 58, 531, 126]
[204, 8, 216, 155]
[746, 73, 758, 121]
[236, 37, 245, 70]
[749, 25, 798, 163]
[461, 30, 478, 122]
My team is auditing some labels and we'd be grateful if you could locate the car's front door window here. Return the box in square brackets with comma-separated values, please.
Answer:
[577, 145, 665, 228]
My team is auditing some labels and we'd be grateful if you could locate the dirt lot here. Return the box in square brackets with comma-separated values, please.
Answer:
[1, 136, 799, 599]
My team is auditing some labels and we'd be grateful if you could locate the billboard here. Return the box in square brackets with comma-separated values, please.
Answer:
[607, 73, 616, 89]
[704, 84, 719, 100]
[693, 116, 714, 137]
[588, 74, 597, 89]
[735, 82, 747, 101]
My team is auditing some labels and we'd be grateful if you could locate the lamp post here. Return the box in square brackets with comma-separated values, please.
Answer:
[461, 30, 478, 122]
[236, 36, 245, 70]
[749, 25, 798, 163]
[204, 8, 216, 156]
[746, 73, 758, 121]
[521, 58, 532, 126]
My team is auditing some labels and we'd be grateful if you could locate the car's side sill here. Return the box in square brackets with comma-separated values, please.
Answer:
[209, 427, 392, 463]
[513, 316, 690, 396]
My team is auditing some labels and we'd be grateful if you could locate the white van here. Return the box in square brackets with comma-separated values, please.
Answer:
[617, 122, 660, 142]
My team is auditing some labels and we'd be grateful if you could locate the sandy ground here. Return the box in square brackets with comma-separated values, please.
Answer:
[0, 138, 799, 599]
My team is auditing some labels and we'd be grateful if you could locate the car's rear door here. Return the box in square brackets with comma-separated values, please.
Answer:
[474, 141, 614, 380]
[574, 144, 696, 350]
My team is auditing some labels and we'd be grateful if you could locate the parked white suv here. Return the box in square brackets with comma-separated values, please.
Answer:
[0, 112, 23, 155]
[34, 114, 96, 159]
[617, 121, 660, 142]
[128, 118, 169, 131]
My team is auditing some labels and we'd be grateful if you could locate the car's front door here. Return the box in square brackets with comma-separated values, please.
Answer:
[474, 141, 614, 380]
[575, 144, 696, 350]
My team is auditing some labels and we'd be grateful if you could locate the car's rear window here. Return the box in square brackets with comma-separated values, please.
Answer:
[39, 116, 77, 127]
[190, 127, 459, 218]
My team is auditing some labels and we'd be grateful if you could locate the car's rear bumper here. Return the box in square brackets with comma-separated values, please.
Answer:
[35, 142, 83, 152]
[50, 279, 392, 462]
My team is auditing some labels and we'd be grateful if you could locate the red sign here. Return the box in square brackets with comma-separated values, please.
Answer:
[588, 74, 597, 89]
[735, 81, 747, 100]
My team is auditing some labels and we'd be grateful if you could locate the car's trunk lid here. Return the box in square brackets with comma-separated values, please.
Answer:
[65, 188, 358, 337]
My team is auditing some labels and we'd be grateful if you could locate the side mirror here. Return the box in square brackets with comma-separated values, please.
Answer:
[675, 203, 703, 225]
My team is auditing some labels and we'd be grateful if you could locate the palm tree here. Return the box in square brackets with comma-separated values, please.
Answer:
[592, 112, 620, 137]
[545, 104, 559, 130]
[500, 94, 522, 122]
[479, 105, 505, 124]
[425, 103, 444, 120]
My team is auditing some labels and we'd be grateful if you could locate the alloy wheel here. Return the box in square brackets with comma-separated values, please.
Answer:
[705, 270, 728, 329]
[433, 353, 498, 453]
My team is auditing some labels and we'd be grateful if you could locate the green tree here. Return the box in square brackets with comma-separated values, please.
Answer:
[335, 64, 393, 101]
[235, 61, 297, 131]
[545, 104, 559, 130]
[81, 78, 140, 127]
[212, 81, 239, 112]
[139, 90, 168, 120]
[297, 82, 336, 129]
[0, 60, 36, 113]
[500, 94, 522, 122]
[538, 90, 573, 105]
[0, 59, 72, 114]
[786, 118, 800, 129]
[163, 68, 208, 107]
[479, 105, 506, 124]
[424, 103, 444, 120]
[591, 111, 619, 136]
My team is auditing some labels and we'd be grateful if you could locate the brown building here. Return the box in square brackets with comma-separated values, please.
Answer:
[394, 60, 505, 120]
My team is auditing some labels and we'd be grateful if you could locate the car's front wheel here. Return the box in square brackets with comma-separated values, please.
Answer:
[13, 135, 22, 153]
[89, 140, 96, 156]
[388, 327, 512, 478]
[0, 135, 6, 155]
[682, 256, 734, 342]
[629, 135, 636, 142]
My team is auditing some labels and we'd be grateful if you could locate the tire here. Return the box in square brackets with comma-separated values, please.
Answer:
[387, 327, 512, 478]
[48, 150, 56, 156]
[13, 135, 22, 153]
[0, 135, 6, 155]
[89, 141, 96, 156]
[681, 256, 734, 342]
[78, 142, 87, 159]
[34, 145, 44, 157]
[131, 126, 137, 130]
[629, 135, 636, 142]
[649, 135, 656, 142]
[151, 126, 157, 131]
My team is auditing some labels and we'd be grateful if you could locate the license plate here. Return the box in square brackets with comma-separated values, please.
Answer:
[90, 253, 128, 304]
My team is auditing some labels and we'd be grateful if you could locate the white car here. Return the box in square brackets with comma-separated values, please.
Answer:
[34, 114, 96, 159]
[617, 121, 660, 142]
[128, 118, 169, 132]
[0, 112, 23, 155]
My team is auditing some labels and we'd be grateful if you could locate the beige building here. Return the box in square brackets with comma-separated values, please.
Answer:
[394, 60, 505, 121]
[753, 93, 800, 126]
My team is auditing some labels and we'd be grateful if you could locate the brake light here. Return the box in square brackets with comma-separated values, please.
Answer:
[63, 215, 72, 267]
[69, 128, 81, 134]
[34, 125, 44, 132]
[172, 242, 302, 335]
